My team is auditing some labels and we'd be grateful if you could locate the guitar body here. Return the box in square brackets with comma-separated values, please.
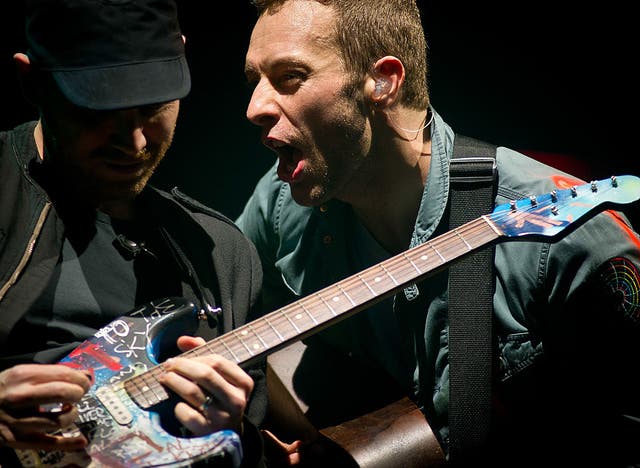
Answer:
[15, 297, 242, 468]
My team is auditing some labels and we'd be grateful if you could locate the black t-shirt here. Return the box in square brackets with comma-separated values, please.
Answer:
[3, 209, 186, 366]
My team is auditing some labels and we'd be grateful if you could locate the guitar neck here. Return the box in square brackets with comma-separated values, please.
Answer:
[124, 175, 640, 408]
[123, 214, 499, 410]
[194, 216, 501, 367]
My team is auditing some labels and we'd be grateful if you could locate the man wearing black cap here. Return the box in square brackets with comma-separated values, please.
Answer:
[0, 0, 267, 466]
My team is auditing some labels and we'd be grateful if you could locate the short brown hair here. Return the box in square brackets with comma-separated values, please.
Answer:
[251, 0, 429, 110]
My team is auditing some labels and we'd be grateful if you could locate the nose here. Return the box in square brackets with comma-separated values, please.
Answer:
[246, 79, 280, 127]
[111, 109, 148, 155]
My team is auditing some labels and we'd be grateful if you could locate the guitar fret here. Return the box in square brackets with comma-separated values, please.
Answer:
[357, 273, 378, 296]
[247, 324, 269, 349]
[429, 242, 446, 262]
[284, 311, 302, 333]
[337, 284, 356, 306]
[471, 219, 498, 248]
[220, 338, 240, 362]
[126, 373, 169, 409]
[406, 247, 430, 270]
[264, 315, 285, 342]
[380, 264, 399, 285]
[201, 340, 223, 358]
[233, 330, 256, 356]
[439, 235, 467, 259]
[318, 294, 337, 316]
[393, 261, 419, 286]
[403, 252, 422, 274]
[482, 215, 502, 236]
[145, 380, 167, 406]
[453, 228, 472, 250]
[300, 302, 319, 325]
[269, 310, 300, 341]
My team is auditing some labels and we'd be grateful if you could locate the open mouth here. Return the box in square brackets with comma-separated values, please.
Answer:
[268, 139, 305, 183]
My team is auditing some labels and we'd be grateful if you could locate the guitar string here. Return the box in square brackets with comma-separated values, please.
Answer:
[138, 213, 506, 376]
[208, 182, 605, 362]
[130, 181, 611, 384]
[197, 196, 561, 363]
[130, 208, 531, 392]
[191, 197, 568, 362]
[159, 196, 580, 374]
[185, 185, 598, 365]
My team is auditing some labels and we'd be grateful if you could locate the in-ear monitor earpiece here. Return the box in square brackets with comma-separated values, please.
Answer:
[374, 78, 390, 98]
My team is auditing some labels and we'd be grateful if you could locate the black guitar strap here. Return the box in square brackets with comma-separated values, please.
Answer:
[447, 134, 498, 463]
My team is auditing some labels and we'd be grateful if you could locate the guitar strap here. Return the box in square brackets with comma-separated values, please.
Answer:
[447, 134, 498, 463]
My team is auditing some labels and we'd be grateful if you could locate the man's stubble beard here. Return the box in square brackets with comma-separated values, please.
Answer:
[308, 80, 370, 206]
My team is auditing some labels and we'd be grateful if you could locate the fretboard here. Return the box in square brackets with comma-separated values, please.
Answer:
[113, 174, 640, 410]
[192, 215, 501, 367]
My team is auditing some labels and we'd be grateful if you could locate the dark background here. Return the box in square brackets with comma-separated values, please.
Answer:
[1, 2, 637, 221]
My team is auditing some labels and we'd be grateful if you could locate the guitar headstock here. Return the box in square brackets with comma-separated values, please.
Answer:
[490, 175, 640, 239]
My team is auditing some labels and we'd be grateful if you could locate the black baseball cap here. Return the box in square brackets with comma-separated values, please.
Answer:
[25, 0, 191, 110]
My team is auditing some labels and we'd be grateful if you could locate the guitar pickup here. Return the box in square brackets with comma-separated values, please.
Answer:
[96, 385, 133, 425]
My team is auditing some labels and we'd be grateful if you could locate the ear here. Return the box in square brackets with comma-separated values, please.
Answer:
[368, 56, 405, 108]
[13, 53, 39, 105]
[14, 52, 31, 73]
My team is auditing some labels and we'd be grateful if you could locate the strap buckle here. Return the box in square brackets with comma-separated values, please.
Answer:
[449, 157, 497, 184]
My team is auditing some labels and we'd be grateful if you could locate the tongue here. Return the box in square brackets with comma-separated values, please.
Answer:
[278, 159, 305, 183]
[291, 160, 305, 180]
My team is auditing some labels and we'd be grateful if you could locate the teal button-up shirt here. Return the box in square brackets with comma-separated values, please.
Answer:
[237, 109, 640, 454]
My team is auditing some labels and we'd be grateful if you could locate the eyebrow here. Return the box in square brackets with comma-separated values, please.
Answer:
[245, 57, 310, 78]
[244, 63, 259, 79]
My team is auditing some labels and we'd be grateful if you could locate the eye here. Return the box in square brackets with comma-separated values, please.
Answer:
[244, 73, 303, 95]
[244, 67, 261, 90]
[274, 70, 306, 93]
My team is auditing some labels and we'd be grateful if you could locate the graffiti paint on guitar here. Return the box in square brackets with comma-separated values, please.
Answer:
[15, 297, 241, 468]
[14, 174, 640, 467]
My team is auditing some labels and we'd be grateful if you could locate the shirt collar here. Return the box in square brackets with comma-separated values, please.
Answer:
[410, 107, 454, 247]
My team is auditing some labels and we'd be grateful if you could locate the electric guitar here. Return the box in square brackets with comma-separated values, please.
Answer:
[14, 175, 640, 467]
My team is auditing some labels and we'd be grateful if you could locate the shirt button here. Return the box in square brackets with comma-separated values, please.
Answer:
[319, 205, 328, 213]
[322, 235, 333, 244]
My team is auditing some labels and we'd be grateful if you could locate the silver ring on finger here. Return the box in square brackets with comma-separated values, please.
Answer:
[199, 395, 215, 414]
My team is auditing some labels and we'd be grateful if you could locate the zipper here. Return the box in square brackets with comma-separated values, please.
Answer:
[0, 202, 51, 302]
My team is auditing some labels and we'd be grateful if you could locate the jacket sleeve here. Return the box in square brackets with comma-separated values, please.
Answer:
[184, 201, 269, 468]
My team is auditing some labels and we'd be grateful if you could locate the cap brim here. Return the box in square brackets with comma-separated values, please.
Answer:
[51, 56, 191, 110]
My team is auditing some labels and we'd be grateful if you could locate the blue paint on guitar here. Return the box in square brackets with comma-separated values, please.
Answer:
[16, 297, 241, 468]
[491, 175, 640, 239]
[15, 175, 640, 466]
